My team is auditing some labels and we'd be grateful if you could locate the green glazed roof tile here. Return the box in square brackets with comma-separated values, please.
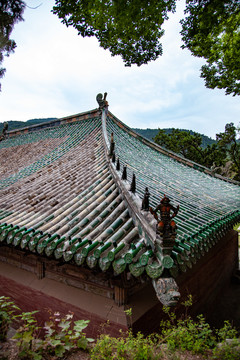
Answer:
[0, 109, 239, 280]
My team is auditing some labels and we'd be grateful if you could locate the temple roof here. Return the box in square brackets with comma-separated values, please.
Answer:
[0, 103, 240, 300]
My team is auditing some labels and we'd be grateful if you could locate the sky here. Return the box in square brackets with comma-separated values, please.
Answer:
[0, 0, 239, 139]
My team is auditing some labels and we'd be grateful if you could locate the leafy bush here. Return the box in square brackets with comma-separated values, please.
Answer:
[159, 297, 240, 357]
[0, 296, 20, 341]
[13, 309, 94, 359]
[42, 311, 94, 358]
[91, 331, 163, 360]
[1, 294, 240, 359]
[212, 339, 240, 360]
[13, 310, 41, 359]
[212, 321, 240, 360]
[161, 312, 216, 354]
[216, 320, 238, 342]
[91, 295, 240, 359]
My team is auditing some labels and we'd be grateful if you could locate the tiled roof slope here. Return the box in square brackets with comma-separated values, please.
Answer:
[0, 107, 239, 284]
[106, 111, 240, 276]
[0, 111, 148, 277]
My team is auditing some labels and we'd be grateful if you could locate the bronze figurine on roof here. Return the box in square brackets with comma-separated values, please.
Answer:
[150, 195, 179, 237]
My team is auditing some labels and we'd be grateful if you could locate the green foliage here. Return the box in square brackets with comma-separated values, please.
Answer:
[2, 1, 239, 94]
[124, 307, 133, 328]
[14, 310, 42, 359]
[0, 295, 20, 322]
[52, 0, 240, 94]
[216, 320, 238, 343]
[52, 0, 176, 67]
[91, 330, 162, 360]
[132, 128, 159, 142]
[233, 222, 240, 233]
[181, 0, 240, 96]
[212, 339, 240, 360]
[43, 311, 94, 357]
[154, 128, 203, 160]
[161, 313, 216, 354]
[1, 295, 240, 359]
[159, 298, 240, 357]
[216, 122, 240, 181]
[0, 0, 25, 90]
[0, 296, 20, 341]
[13, 309, 93, 359]
[91, 315, 240, 359]
[91, 295, 240, 359]
[213, 322, 240, 359]
[153, 128, 226, 169]
[153, 123, 240, 180]
[133, 127, 216, 148]
[124, 308, 132, 317]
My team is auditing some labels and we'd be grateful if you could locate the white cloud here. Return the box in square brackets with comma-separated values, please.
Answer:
[0, 0, 239, 138]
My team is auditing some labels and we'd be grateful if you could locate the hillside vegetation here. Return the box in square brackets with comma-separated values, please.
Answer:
[0, 118, 57, 132]
[132, 128, 216, 148]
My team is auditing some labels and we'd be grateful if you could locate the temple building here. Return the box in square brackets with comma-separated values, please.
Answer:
[0, 95, 239, 336]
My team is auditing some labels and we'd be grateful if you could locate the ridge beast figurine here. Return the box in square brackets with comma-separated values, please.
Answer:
[150, 195, 179, 237]
[109, 132, 115, 157]
[96, 92, 108, 111]
[141, 187, 150, 211]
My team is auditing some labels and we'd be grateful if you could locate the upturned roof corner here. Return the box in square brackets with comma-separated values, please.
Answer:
[0, 98, 239, 309]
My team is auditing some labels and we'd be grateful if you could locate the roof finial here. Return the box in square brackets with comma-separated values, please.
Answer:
[130, 173, 136, 193]
[122, 166, 127, 180]
[142, 187, 150, 211]
[96, 92, 108, 110]
[116, 158, 120, 171]
[109, 132, 115, 157]
[112, 151, 116, 163]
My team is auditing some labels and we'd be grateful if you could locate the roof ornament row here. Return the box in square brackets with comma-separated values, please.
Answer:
[108, 136, 180, 253]
[107, 127, 181, 306]
[109, 134, 137, 194]
[111, 153, 181, 306]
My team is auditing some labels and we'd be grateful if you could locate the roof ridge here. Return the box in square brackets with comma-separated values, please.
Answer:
[7, 109, 99, 137]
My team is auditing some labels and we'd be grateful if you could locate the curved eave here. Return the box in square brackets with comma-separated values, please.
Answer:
[0, 108, 239, 283]
[0, 111, 162, 280]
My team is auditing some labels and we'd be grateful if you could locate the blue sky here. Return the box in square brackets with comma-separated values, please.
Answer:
[0, 0, 239, 139]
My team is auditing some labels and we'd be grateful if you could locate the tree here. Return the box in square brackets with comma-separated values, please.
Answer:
[154, 128, 226, 169]
[0, 0, 26, 91]
[181, 0, 240, 96]
[52, 0, 176, 67]
[216, 123, 240, 181]
[154, 125, 240, 180]
[52, 0, 240, 95]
